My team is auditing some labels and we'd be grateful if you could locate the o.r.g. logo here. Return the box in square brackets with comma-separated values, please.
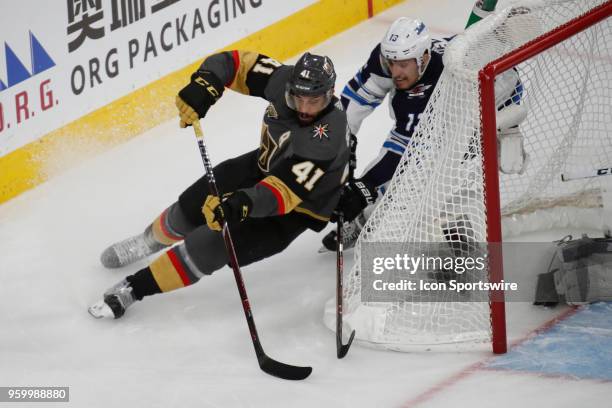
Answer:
[0, 31, 57, 134]
[0, 31, 55, 91]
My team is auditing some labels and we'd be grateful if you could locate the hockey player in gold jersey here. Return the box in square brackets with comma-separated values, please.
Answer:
[89, 50, 349, 319]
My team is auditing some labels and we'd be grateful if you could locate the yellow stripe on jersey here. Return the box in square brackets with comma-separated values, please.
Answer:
[294, 206, 330, 222]
[259, 175, 302, 215]
[228, 50, 260, 95]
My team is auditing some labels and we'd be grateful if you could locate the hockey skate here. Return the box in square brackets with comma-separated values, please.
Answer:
[319, 212, 367, 253]
[100, 225, 166, 268]
[88, 279, 136, 319]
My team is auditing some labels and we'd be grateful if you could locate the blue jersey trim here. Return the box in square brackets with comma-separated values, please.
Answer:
[383, 141, 406, 154]
[342, 86, 381, 108]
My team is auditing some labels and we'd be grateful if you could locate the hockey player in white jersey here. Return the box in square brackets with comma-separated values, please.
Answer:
[322, 16, 527, 251]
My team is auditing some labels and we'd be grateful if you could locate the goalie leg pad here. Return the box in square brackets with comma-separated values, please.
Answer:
[498, 126, 529, 175]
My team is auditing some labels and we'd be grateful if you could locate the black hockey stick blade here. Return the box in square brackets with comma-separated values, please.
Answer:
[259, 355, 312, 380]
[337, 329, 356, 359]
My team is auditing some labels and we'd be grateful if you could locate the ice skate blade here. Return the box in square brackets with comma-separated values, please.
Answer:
[88, 301, 115, 319]
[318, 245, 331, 253]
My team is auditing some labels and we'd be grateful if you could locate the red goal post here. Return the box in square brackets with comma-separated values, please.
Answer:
[481, 0, 612, 354]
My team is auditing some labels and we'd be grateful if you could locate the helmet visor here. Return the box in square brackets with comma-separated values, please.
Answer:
[285, 87, 332, 113]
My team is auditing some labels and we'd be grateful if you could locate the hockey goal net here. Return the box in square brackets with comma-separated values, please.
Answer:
[324, 0, 612, 353]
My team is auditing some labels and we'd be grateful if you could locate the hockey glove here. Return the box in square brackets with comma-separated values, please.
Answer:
[334, 179, 378, 222]
[176, 70, 225, 128]
[203, 191, 253, 231]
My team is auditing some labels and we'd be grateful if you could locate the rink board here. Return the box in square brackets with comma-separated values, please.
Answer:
[0, 0, 403, 205]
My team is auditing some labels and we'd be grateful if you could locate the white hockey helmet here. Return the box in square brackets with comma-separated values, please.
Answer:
[380, 17, 431, 76]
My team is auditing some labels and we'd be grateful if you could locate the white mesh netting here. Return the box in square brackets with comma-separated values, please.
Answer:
[324, 0, 612, 351]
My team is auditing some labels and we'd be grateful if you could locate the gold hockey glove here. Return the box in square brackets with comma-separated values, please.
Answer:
[203, 191, 253, 231]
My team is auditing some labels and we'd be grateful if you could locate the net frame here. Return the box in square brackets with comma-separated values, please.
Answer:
[481, 0, 611, 353]
[324, 0, 612, 354]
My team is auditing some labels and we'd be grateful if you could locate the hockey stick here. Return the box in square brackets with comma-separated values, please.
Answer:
[335, 134, 358, 357]
[465, 0, 498, 28]
[561, 167, 612, 182]
[336, 210, 356, 358]
[192, 120, 312, 381]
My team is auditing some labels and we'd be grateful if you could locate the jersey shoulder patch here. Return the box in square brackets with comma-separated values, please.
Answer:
[265, 103, 279, 119]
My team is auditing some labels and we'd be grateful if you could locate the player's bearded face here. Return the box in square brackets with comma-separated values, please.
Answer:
[293, 94, 328, 124]
[387, 58, 420, 90]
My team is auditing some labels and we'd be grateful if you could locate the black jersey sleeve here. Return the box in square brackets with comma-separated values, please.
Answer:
[199, 50, 284, 99]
